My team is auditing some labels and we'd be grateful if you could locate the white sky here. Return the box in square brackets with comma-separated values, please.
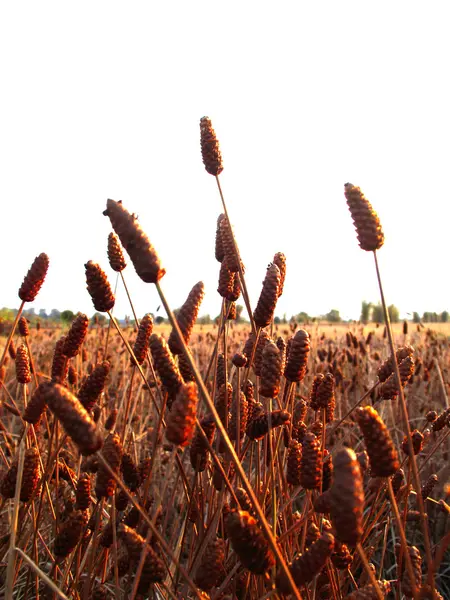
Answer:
[1, 2, 449, 322]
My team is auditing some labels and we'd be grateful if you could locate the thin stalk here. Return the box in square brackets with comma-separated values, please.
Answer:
[356, 543, 384, 600]
[0, 300, 25, 371]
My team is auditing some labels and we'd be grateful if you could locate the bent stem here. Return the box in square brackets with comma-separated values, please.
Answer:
[373, 251, 433, 584]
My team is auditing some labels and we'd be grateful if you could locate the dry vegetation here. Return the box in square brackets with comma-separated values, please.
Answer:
[0, 118, 449, 600]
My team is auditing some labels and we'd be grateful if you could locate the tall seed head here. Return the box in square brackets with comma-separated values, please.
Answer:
[18, 253, 50, 302]
[168, 281, 205, 355]
[52, 336, 69, 383]
[220, 217, 241, 273]
[215, 214, 226, 262]
[16, 343, 31, 384]
[132, 313, 153, 365]
[104, 199, 166, 283]
[344, 183, 384, 251]
[107, 231, 127, 272]
[85, 261, 115, 312]
[225, 509, 275, 574]
[165, 382, 199, 447]
[355, 406, 400, 477]
[149, 334, 183, 406]
[63, 313, 89, 358]
[23, 382, 48, 425]
[200, 116, 224, 176]
[273, 252, 287, 297]
[95, 432, 123, 498]
[78, 361, 110, 413]
[259, 339, 283, 398]
[284, 329, 311, 383]
[18, 317, 29, 337]
[253, 263, 281, 328]
[300, 432, 323, 490]
[190, 414, 216, 472]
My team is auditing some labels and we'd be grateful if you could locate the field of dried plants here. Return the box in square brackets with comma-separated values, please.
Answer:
[0, 118, 449, 600]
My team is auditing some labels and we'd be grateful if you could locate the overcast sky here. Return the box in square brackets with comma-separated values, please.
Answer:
[1, 2, 448, 322]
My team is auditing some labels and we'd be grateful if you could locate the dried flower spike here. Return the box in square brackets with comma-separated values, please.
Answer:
[43, 382, 103, 455]
[225, 509, 275, 574]
[168, 281, 205, 355]
[300, 432, 323, 490]
[149, 334, 183, 405]
[18, 317, 29, 337]
[95, 432, 123, 498]
[344, 183, 384, 251]
[253, 263, 281, 328]
[190, 414, 216, 472]
[63, 313, 89, 358]
[104, 199, 166, 283]
[23, 382, 48, 425]
[75, 473, 91, 510]
[215, 214, 226, 262]
[18, 253, 50, 302]
[200, 116, 223, 176]
[273, 252, 287, 297]
[107, 231, 127, 272]
[16, 343, 31, 384]
[85, 261, 115, 312]
[0, 448, 40, 502]
[166, 382, 199, 447]
[355, 406, 399, 477]
[284, 329, 311, 383]
[259, 339, 283, 398]
[78, 361, 110, 413]
[194, 537, 226, 592]
[118, 524, 165, 591]
[54, 510, 88, 560]
[132, 313, 153, 365]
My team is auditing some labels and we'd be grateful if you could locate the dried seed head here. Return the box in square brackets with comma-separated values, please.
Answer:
[51, 336, 69, 384]
[246, 409, 290, 441]
[178, 348, 196, 383]
[43, 382, 103, 455]
[401, 429, 424, 456]
[227, 301, 237, 320]
[273, 252, 286, 297]
[8, 340, 16, 360]
[75, 473, 91, 510]
[0, 448, 40, 502]
[426, 410, 438, 424]
[229, 391, 248, 441]
[344, 183, 384, 252]
[107, 231, 127, 272]
[225, 509, 275, 574]
[421, 474, 438, 500]
[168, 282, 205, 354]
[95, 432, 123, 498]
[149, 334, 183, 405]
[215, 381, 233, 426]
[118, 524, 165, 590]
[18, 253, 50, 302]
[379, 355, 415, 400]
[401, 546, 422, 598]
[217, 259, 235, 299]
[68, 365, 78, 386]
[23, 382, 48, 425]
[190, 414, 216, 472]
[132, 313, 153, 365]
[253, 263, 281, 328]
[215, 214, 226, 262]
[329, 448, 364, 546]
[259, 339, 283, 398]
[200, 116, 223, 176]
[432, 408, 450, 432]
[316, 373, 336, 414]
[300, 432, 323, 490]
[194, 537, 226, 592]
[284, 329, 311, 383]
[377, 345, 414, 382]
[310, 374, 325, 411]
[121, 452, 140, 491]
[226, 272, 241, 302]
[104, 408, 118, 431]
[355, 406, 400, 477]
[344, 581, 391, 599]
[85, 261, 115, 312]
[18, 317, 29, 337]
[166, 382, 199, 447]
[78, 361, 110, 413]
[277, 532, 335, 592]
[104, 199, 166, 283]
[63, 313, 89, 358]
[220, 217, 241, 273]
[16, 343, 31, 384]
[286, 440, 302, 486]
[54, 510, 88, 560]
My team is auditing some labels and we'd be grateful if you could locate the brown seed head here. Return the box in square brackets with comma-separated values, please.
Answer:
[377, 345, 414, 382]
[18, 253, 50, 302]
[355, 406, 399, 477]
[16, 343, 31, 384]
[344, 580, 391, 599]
[246, 409, 290, 441]
[51, 336, 69, 383]
[200, 116, 223, 176]
[168, 282, 205, 354]
[104, 199, 166, 283]
[95, 432, 123, 498]
[253, 263, 281, 328]
[421, 473, 438, 500]
[78, 361, 110, 413]
[190, 414, 216, 472]
[300, 432, 323, 490]
[75, 473, 91, 510]
[43, 382, 103, 455]
[225, 509, 275, 574]
[380, 355, 415, 399]
[166, 382, 199, 447]
[107, 231, 127, 272]
[229, 391, 248, 441]
[23, 382, 48, 425]
[194, 537, 226, 592]
[401, 546, 422, 598]
[132, 313, 153, 365]
[259, 339, 283, 398]
[149, 334, 183, 405]
[54, 510, 88, 560]
[220, 217, 241, 273]
[215, 214, 226, 262]
[401, 429, 424, 456]
[273, 252, 286, 297]
[277, 532, 335, 592]
[63, 313, 89, 358]
[329, 448, 364, 546]
[316, 373, 336, 412]
[0, 448, 40, 502]
[118, 523, 165, 589]
[178, 347, 196, 383]
[18, 317, 29, 337]
[344, 183, 384, 251]
[432, 408, 450, 432]
[287, 440, 302, 486]
[284, 329, 311, 383]
[121, 452, 140, 491]
[68, 365, 78, 386]
[85, 261, 115, 312]
[217, 259, 235, 299]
